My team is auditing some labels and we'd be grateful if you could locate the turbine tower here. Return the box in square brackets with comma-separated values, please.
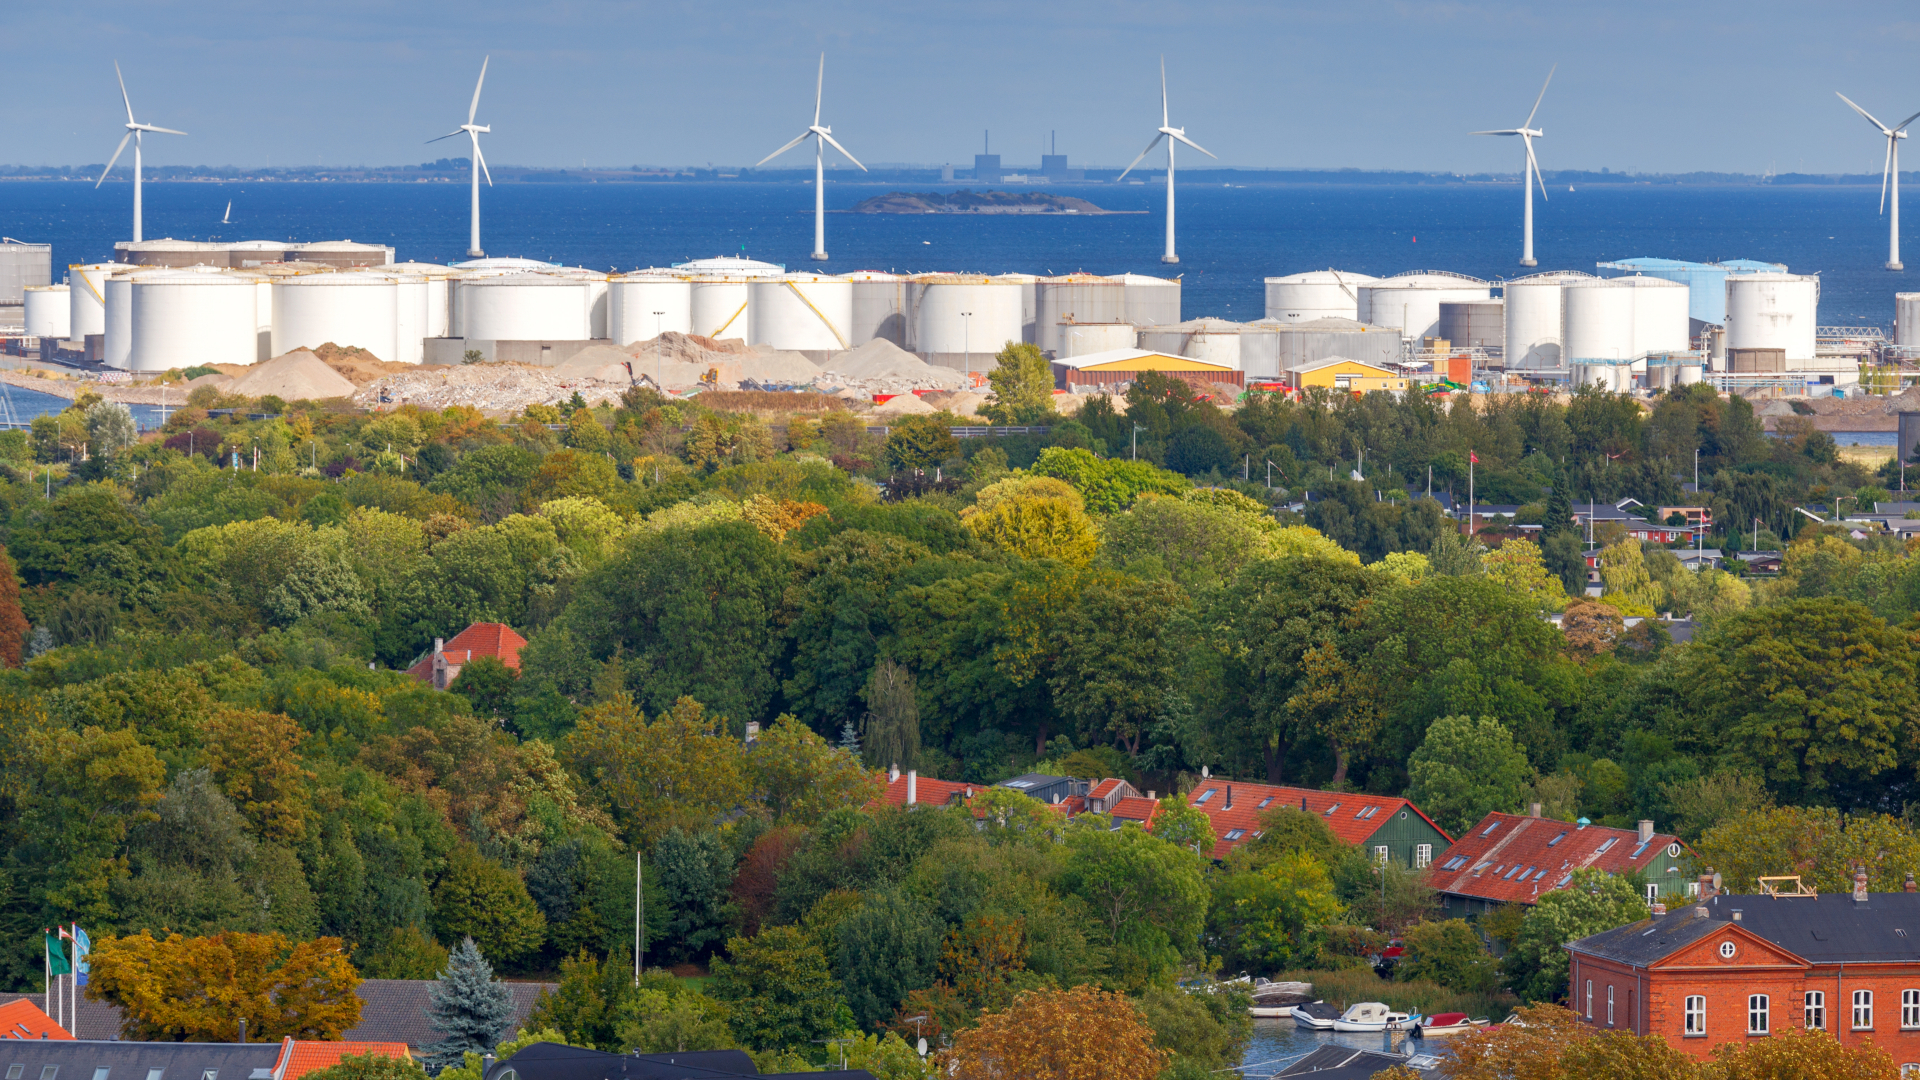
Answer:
[756, 54, 866, 262]
[1118, 58, 1215, 265]
[1472, 65, 1556, 267]
[1836, 92, 1920, 271]
[95, 63, 186, 245]
[431, 57, 493, 258]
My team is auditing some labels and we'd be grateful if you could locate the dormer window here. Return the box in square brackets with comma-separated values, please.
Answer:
[1192, 788, 1216, 804]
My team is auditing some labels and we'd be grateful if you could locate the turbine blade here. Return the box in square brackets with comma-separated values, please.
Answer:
[115, 61, 134, 124]
[1116, 132, 1165, 181]
[472, 132, 492, 186]
[1469, 129, 1520, 136]
[1169, 130, 1216, 159]
[143, 125, 186, 136]
[428, 129, 465, 143]
[1883, 135, 1894, 214]
[1837, 91, 1891, 134]
[1161, 56, 1169, 129]
[755, 130, 813, 168]
[1523, 63, 1556, 130]
[1898, 108, 1920, 133]
[817, 129, 866, 171]
[96, 131, 132, 187]
[1526, 136, 1547, 202]
[815, 53, 825, 129]
[469, 56, 489, 126]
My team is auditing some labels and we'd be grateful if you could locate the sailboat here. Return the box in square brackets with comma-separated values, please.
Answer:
[221, 200, 232, 225]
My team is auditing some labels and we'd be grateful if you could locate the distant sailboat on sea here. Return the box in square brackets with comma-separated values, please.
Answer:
[221, 200, 231, 225]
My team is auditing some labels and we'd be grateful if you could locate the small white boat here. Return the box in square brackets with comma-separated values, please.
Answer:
[1249, 1002, 1292, 1018]
[1330, 1002, 1419, 1032]
[1291, 1001, 1341, 1029]
[1412, 1012, 1489, 1037]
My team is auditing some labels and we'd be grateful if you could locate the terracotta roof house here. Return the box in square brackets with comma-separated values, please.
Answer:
[406, 622, 528, 689]
[271, 1039, 412, 1080]
[1181, 777, 1454, 866]
[0, 998, 69, 1040]
[871, 768, 982, 811]
[868, 769, 1165, 832]
[0, 994, 118, 1041]
[1430, 811, 1695, 921]
[1566, 876, 1920, 1061]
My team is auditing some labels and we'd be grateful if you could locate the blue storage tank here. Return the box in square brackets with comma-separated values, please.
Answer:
[1595, 257, 1787, 325]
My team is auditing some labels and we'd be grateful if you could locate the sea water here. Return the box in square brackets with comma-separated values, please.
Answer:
[1, 179, 1912, 329]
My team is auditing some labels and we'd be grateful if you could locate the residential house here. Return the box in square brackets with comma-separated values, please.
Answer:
[0, 1039, 410, 1080]
[1428, 811, 1694, 923]
[1736, 550, 1784, 575]
[1573, 499, 1705, 547]
[0, 998, 67, 1040]
[1566, 874, 1920, 1064]
[483, 1041, 873, 1080]
[1181, 777, 1453, 867]
[406, 622, 527, 690]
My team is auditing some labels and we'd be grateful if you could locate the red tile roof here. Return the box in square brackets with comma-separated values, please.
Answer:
[0, 998, 70, 1040]
[274, 1039, 412, 1080]
[871, 772, 983, 809]
[1182, 780, 1453, 860]
[1110, 795, 1163, 827]
[406, 622, 528, 682]
[1428, 812, 1689, 906]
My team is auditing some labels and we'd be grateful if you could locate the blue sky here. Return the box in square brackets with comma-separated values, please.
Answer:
[10, 0, 1920, 173]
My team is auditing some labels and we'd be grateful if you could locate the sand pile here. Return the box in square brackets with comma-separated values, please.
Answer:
[738, 347, 822, 383]
[354, 364, 625, 412]
[226, 350, 358, 400]
[824, 339, 966, 388]
[920, 390, 989, 418]
[183, 372, 231, 391]
[872, 394, 939, 416]
[309, 342, 418, 386]
[552, 344, 641, 382]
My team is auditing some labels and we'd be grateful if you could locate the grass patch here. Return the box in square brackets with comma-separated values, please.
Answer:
[1274, 967, 1519, 1021]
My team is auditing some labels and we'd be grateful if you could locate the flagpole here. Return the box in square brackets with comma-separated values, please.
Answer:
[43, 929, 50, 1025]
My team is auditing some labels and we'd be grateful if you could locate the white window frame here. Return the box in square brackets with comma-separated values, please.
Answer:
[1607, 985, 1615, 1026]
[1646, 883, 1659, 902]
[1586, 979, 1594, 1019]
[1904, 989, 1920, 1029]
[1415, 843, 1432, 869]
[1374, 845, 1390, 865]
[1856, 989, 1875, 1031]
[1806, 990, 1826, 1030]
[1748, 994, 1769, 1035]
[1685, 995, 1706, 1035]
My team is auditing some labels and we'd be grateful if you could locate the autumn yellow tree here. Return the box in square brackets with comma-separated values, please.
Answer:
[1482, 538, 1568, 612]
[961, 476, 1098, 565]
[561, 695, 748, 847]
[201, 708, 313, 842]
[944, 984, 1168, 1080]
[86, 930, 362, 1040]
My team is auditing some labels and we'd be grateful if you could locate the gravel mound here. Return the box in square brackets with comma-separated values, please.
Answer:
[873, 393, 939, 416]
[824, 340, 966, 388]
[225, 349, 358, 400]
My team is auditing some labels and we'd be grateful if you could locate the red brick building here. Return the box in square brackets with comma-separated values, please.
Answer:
[1566, 875, 1920, 1066]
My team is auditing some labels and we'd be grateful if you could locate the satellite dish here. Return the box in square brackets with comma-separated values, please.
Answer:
[917, 1038, 928, 1058]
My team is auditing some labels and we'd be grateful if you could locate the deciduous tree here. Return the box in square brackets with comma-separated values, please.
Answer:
[1406, 716, 1532, 837]
[86, 930, 361, 1041]
[943, 985, 1168, 1080]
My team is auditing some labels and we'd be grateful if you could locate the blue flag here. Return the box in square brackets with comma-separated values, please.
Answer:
[72, 925, 90, 987]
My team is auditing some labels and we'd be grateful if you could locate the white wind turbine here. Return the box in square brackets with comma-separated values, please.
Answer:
[95, 62, 186, 245]
[1118, 57, 1215, 265]
[430, 57, 494, 258]
[756, 53, 866, 261]
[1472, 65, 1556, 267]
[1836, 92, 1920, 271]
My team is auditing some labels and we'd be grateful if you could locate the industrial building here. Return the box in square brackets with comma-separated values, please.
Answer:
[1284, 357, 1407, 393]
[1264, 269, 1379, 323]
[1051, 347, 1239, 390]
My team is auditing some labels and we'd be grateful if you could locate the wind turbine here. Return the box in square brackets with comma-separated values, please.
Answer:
[431, 57, 493, 258]
[756, 53, 866, 261]
[1118, 58, 1215, 265]
[95, 63, 186, 245]
[1472, 65, 1555, 267]
[1836, 92, 1920, 271]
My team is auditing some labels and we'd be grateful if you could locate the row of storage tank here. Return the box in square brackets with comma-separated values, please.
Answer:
[1262, 268, 1825, 373]
[20, 255, 1184, 372]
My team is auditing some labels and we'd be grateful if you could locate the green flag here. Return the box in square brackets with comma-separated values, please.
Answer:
[45, 932, 69, 976]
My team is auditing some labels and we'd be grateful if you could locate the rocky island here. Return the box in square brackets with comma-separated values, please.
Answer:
[844, 189, 1125, 214]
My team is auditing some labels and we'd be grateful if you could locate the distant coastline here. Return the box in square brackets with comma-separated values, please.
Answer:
[842, 190, 1131, 214]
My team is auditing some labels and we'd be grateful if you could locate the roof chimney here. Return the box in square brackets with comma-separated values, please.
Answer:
[744, 721, 760, 744]
[1530, 802, 1542, 818]
[907, 770, 918, 805]
[1698, 867, 1717, 900]
[1855, 864, 1870, 903]
[889, 763, 900, 783]
[1650, 902, 1667, 916]
[1907, 871, 1917, 894]
[1225, 784, 1232, 810]
[1148, 790, 1156, 800]
[1638, 820, 1655, 844]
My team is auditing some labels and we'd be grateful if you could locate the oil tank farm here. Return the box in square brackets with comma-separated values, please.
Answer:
[538, 267, 612, 339]
[1437, 300, 1504, 352]
[843, 271, 910, 348]
[916, 274, 1023, 371]
[609, 273, 693, 344]
[1264, 269, 1378, 322]
[273, 273, 406, 363]
[668, 256, 784, 342]
[1138, 318, 1249, 372]
[0, 239, 52, 325]
[1251, 317, 1404, 375]
[1358, 272, 1492, 341]
[24, 285, 70, 343]
[458, 273, 594, 343]
[1113, 273, 1182, 329]
[106, 266, 208, 368]
[1725, 272, 1819, 368]
[1562, 277, 1690, 389]
[1898, 293, 1920, 348]
[378, 262, 466, 339]
[749, 274, 853, 356]
[1057, 322, 1138, 358]
[1037, 275, 1129, 357]
[1502, 271, 1591, 369]
[128, 271, 258, 371]
[283, 241, 396, 268]
[1595, 257, 1786, 325]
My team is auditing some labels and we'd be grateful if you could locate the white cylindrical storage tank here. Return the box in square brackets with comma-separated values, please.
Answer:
[1899, 293, 1920, 348]
[218, 269, 275, 363]
[1265, 269, 1379, 322]
[1627, 277, 1691, 357]
[1058, 322, 1138, 358]
[541, 268, 611, 339]
[380, 263, 465, 339]
[129, 272, 258, 371]
[843, 271, 909, 348]
[392, 276, 428, 365]
[272, 274, 400, 361]
[105, 266, 194, 368]
[748, 274, 854, 354]
[914, 275, 1023, 369]
[609, 275, 693, 345]
[1357, 273, 1493, 340]
[1138, 318, 1246, 370]
[69, 264, 119, 340]
[1113, 273, 1181, 328]
[459, 274, 593, 342]
[24, 286, 70, 340]
[1036, 275, 1129, 356]
[689, 278, 753, 341]
[1562, 279, 1639, 364]
[1502, 271, 1590, 369]
[1726, 272, 1819, 363]
[992, 273, 1040, 344]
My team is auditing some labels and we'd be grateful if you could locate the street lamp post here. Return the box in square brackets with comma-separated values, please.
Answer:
[1132, 423, 1145, 461]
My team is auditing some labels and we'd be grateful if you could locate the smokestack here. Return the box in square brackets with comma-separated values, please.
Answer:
[1638, 820, 1655, 843]
[907, 770, 917, 805]
[1650, 902, 1667, 916]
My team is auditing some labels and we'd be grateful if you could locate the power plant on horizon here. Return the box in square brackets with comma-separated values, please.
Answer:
[0, 57, 1914, 400]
